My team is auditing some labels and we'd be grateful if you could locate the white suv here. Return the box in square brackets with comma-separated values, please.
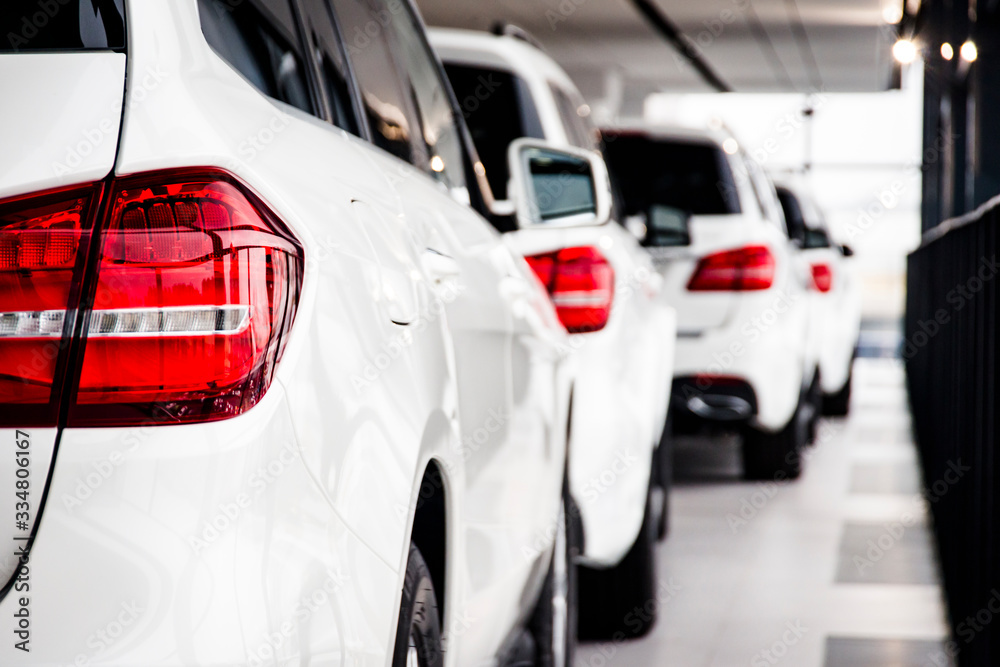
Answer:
[431, 28, 677, 639]
[602, 125, 814, 480]
[0, 1, 609, 665]
[775, 182, 861, 415]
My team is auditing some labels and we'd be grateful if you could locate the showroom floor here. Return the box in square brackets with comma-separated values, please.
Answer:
[577, 358, 952, 667]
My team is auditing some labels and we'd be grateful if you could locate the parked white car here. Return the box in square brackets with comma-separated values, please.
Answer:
[0, 1, 608, 665]
[775, 182, 861, 415]
[431, 28, 677, 639]
[601, 125, 815, 480]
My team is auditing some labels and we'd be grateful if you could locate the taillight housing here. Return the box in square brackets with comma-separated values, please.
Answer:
[687, 245, 775, 291]
[0, 170, 303, 427]
[525, 246, 614, 333]
[0, 185, 101, 425]
[810, 263, 833, 293]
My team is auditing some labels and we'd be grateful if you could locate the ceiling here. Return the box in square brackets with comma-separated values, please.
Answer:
[415, 0, 898, 116]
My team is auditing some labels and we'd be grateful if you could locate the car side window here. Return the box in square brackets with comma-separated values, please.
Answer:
[378, 1, 468, 197]
[327, 0, 422, 164]
[550, 84, 594, 150]
[296, 0, 361, 134]
[198, 0, 315, 115]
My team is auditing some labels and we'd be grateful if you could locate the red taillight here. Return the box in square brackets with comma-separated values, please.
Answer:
[69, 171, 303, 426]
[0, 170, 302, 427]
[525, 246, 614, 333]
[810, 263, 833, 293]
[687, 245, 775, 291]
[0, 185, 99, 425]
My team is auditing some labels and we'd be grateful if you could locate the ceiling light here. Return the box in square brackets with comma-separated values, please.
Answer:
[960, 40, 978, 62]
[882, 2, 904, 24]
[941, 43, 954, 60]
[893, 39, 918, 64]
[722, 138, 739, 155]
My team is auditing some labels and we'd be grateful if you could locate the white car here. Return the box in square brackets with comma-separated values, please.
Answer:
[0, 0, 613, 665]
[431, 28, 677, 639]
[601, 125, 815, 480]
[775, 183, 861, 415]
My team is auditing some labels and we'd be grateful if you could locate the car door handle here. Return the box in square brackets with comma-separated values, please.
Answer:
[422, 248, 460, 284]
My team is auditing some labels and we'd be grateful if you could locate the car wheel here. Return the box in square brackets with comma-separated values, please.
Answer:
[392, 544, 443, 667]
[805, 370, 822, 445]
[823, 367, 852, 416]
[742, 399, 806, 481]
[578, 486, 658, 640]
[531, 484, 579, 667]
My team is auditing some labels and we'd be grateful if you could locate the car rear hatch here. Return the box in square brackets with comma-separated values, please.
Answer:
[0, 0, 126, 588]
[602, 131, 753, 335]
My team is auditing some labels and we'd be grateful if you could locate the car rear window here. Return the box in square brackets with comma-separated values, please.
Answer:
[602, 133, 741, 217]
[1, 0, 125, 52]
[444, 62, 544, 200]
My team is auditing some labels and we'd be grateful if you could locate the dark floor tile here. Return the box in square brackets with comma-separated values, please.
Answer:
[825, 636, 950, 666]
[835, 522, 938, 585]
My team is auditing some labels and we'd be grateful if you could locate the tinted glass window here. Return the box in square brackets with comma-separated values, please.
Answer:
[380, 2, 467, 194]
[602, 133, 741, 217]
[444, 63, 544, 200]
[297, 0, 359, 133]
[199, 0, 314, 114]
[1, 0, 125, 52]
[776, 188, 806, 242]
[329, 0, 420, 163]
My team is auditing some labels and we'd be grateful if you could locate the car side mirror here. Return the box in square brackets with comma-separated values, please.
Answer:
[840, 244, 854, 257]
[491, 139, 612, 228]
[644, 205, 691, 247]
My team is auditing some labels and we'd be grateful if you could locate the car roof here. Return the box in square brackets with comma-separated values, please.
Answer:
[428, 28, 578, 93]
[600, 123, 734, 150]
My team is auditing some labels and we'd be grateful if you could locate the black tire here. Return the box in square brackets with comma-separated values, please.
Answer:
[391, 544, 443, 667]
[654, 415, 673, 541]
[742, 400, 806, 481]
[530, 485, 579, 667]
[805, 371, 822, 445]
[578, 486, 658, 640]
[823, 368, 852, 416]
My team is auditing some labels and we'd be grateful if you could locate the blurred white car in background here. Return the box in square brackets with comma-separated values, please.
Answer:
[601, 125, 815, 481]
[431, 27, 677, 639]
[775, 183, 861, 415]
[0, 0, 603, 664]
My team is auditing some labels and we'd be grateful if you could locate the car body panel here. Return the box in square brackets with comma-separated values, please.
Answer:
[0, 1, 570, 665]
[431, 28, 676, 567]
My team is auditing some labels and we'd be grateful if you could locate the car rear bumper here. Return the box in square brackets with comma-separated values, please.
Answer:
[0, 386, 397, 666]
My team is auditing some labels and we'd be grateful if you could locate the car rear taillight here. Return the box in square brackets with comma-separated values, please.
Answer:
[0, 185, 100, 426]
[525, 246, 614, 333]
[69, 171, 303, 426]
[687, 245, 775, 291]
[810, 263, 833, 293]
[0, 170, 303, 428]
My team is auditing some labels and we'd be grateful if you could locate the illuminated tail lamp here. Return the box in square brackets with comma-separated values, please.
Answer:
[0, 170, 303, 427]
[687, 245, 775, 291]
[810, 263, 833, 293]
[525, 246, 614, 333]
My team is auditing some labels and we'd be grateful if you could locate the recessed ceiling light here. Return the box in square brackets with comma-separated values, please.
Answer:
[960, 40, 978, 62]
[893, 39, 918, 64]
[941, 43, 954, 60]
[882, 2, 904, 24]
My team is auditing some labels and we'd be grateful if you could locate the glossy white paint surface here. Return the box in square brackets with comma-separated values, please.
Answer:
[637, 126, 812, 432]
[0, 1, 571, 665]
[431, 30, 678, 567]
[0, 52, 125, 198]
